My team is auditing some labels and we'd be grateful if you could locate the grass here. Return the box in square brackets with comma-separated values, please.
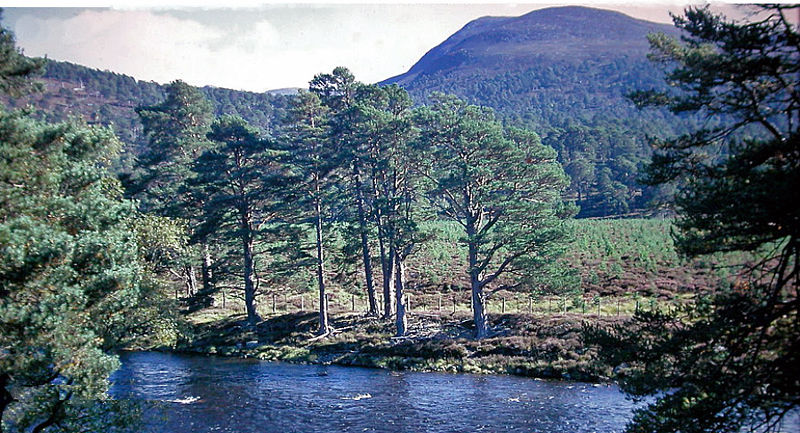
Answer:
[207, 218, 738, 321]
[176, 309, 621, 382]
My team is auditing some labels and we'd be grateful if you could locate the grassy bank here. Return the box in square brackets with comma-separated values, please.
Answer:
[175, 309, 626, 382]
[161, 218, 742, 382]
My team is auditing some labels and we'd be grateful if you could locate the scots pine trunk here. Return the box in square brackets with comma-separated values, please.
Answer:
[201, 243, 214, 293]
[186, 243, 215, 309]
[382, 244, 395, 319]
[314, 191, 329, 335]
[467, 217, 489, 339]
[184, 264, 197, 297]
[374, 179, 394, 319]
[471, 281, 488, 339]
[0, 373, 12, 433]
[242, 221, 259, 326]
[394, 251, 407, 337]
[353, 162, 378, 316]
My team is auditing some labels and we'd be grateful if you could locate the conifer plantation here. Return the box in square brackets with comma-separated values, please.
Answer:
[0, 5, 797, 433]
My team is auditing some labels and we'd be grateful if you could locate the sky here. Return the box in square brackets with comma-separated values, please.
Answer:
[1, 2, 755, 93]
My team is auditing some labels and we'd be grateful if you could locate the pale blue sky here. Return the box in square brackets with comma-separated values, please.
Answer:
[2, 2, 747, 92]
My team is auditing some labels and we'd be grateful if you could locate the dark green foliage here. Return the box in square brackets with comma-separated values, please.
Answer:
[0, 24, 160, 431]
[0, 109, 161, 432]
[591, 5, 800, 432]
[132, 80, 213, 214]
[588, 291, 798, 433]
[415, 93, 572, 338]
[192, 116, 292, 325]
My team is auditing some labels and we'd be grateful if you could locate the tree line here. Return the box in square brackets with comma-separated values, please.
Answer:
[128, 68, 572, 339]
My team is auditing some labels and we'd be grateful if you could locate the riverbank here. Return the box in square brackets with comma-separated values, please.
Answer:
[170, 309, 623, 382]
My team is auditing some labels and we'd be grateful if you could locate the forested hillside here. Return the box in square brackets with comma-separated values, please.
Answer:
[1, 59, 291, 159]
[383, 6, 693, 216]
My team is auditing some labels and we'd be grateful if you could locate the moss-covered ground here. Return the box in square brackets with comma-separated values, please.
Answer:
[176, 309, 625, 382]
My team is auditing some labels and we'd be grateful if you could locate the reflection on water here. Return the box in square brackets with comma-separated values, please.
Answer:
[111, 351, 637, 433]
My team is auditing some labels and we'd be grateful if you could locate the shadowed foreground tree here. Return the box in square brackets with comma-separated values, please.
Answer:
[589, 5, 799, 433]
[0, 20, 166, 433]
[0, 111, 164, 432]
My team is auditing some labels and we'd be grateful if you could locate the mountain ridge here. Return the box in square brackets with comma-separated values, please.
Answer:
[383, 6, 679, 86]
[380, 6, 689, 217]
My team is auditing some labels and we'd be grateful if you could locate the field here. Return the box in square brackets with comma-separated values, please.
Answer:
[201, 218, 745, 321]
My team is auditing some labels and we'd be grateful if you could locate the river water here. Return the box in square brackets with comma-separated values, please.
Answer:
[111, 351, 637, 433]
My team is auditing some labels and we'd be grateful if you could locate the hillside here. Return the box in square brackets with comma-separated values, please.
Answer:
[1, 60, 291, 163]
[383, 6, 688, 217]
[387, 6, 677, 83]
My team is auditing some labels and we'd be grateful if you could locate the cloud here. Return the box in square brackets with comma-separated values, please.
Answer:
[13, 9, 292, 91]
[10, 4, 729, 92]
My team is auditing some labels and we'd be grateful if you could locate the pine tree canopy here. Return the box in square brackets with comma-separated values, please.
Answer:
[590, 6, 800, 432]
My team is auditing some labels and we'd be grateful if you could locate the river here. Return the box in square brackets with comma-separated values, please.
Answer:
[110, 351, 637, 433]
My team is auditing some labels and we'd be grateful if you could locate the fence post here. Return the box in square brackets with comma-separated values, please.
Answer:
[351, 294, 355, 312]
[502, 297, 506, 314]
[300, 296, 304, 312]
[272, 293, 276, 314]
[438, 295, 442, 312]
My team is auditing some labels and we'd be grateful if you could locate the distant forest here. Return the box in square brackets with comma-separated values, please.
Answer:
[1, 60, 292, 163]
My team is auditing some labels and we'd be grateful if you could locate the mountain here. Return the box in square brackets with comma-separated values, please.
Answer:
[387, 6, 677, 84]
[382, 7, 688, 217]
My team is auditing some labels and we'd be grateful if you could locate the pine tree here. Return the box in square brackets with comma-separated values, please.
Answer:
[131, 80, 216, 307]
[310, 68, 380, 316]
[192, 116, 289, 326]
[591, 6, 800, 432]
[359, 84, 422, 335]
[284, 90, 335, 335]
[415, 94, 571, 338]
[0, 111, 161, 432]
